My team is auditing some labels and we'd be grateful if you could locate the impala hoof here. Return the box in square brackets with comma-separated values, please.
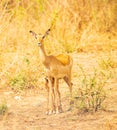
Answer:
[56, 107, 63, 114]
[56, 110, 63, 114]
[46, 109, 56, 115]
[45, 109, 49, 115]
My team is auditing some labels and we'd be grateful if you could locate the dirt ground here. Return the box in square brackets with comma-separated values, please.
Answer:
[0, 52, 117, 130]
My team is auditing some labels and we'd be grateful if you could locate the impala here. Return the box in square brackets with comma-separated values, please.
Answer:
[29, 29, 73, 114]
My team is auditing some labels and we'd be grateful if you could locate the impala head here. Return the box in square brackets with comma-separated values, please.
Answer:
[29, 29, 50, 46]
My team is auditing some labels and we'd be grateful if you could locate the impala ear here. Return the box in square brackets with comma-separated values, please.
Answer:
[42, 28, 51, 39]
[29, 30, 37, 39]
[46, 28, 51, 35]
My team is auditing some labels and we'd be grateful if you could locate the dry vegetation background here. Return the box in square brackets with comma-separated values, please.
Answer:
[0, 0, 117, 89]
[0, 0, 117, 130]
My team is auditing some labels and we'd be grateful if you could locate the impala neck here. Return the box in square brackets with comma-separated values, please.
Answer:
[39, 44, 48, 64]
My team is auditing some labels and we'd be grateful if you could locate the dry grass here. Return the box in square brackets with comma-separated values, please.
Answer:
[0, 1, 117, 129]
[0, 0, 117, 89]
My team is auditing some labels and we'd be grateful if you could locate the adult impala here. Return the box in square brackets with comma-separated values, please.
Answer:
[29, 29, 73, 114]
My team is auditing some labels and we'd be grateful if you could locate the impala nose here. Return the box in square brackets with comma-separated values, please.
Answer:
[38, 43, 41, 46]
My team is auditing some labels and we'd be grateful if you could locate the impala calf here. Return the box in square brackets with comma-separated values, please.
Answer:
[29, 29, 73, 114]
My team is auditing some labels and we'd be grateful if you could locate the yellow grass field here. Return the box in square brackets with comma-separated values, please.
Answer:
[0, 0, 117, 130]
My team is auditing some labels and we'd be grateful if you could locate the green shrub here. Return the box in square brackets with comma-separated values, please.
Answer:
[9, 71, 38, 92]
[0, 101, 8, 116]
[74, 67, 107, 112]
[99, 56, 117, 70]
[10, 74, 26, 92]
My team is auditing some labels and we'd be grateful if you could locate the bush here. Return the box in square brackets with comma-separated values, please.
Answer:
[74, 67, 106, 112]
[9, 72, 38, 92]
[99, 56, 117, 70]
[0, 101, 8, 116]
[10, 74, 26, 92]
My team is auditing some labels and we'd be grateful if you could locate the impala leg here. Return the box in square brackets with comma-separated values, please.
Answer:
[64, 76, 73, 109]
[48, 77, 56, 114]
[45, 77, 49, 114]
[54, 78, 63, 114]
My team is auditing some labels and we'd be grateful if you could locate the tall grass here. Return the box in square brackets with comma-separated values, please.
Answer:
[0, 0, 117, 89]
